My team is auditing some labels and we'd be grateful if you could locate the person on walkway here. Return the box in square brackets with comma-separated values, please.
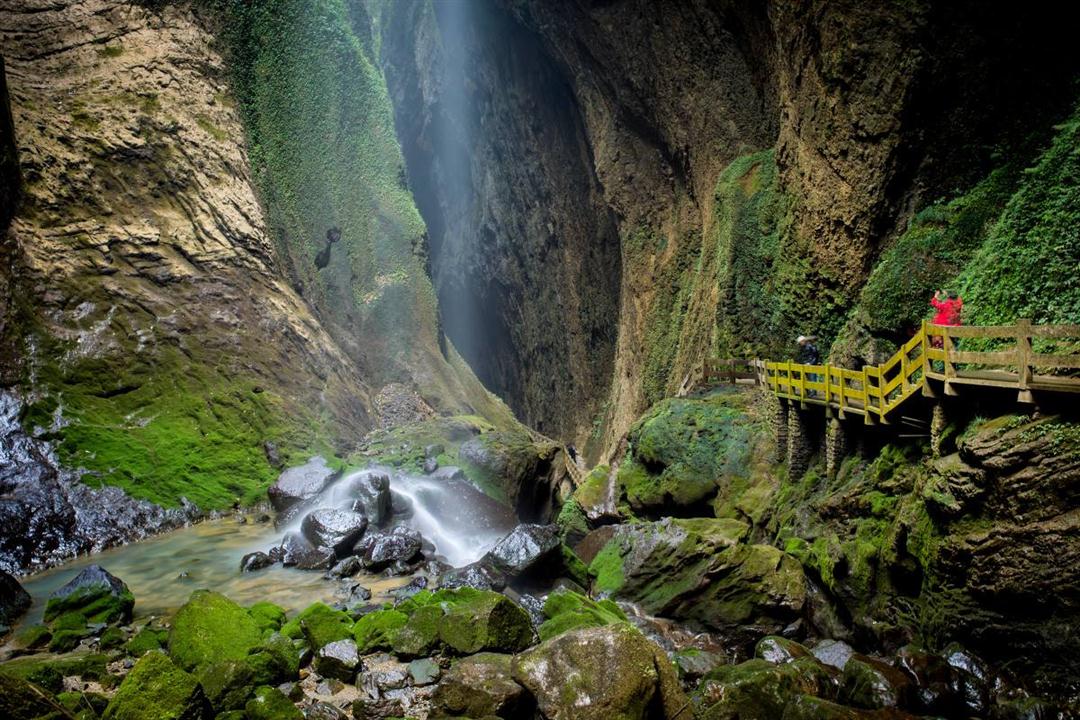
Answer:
[797, 335, 822, 394]
[929, 290, 963, 370]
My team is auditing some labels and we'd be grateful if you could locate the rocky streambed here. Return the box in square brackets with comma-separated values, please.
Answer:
[2, 441, 1075, 719]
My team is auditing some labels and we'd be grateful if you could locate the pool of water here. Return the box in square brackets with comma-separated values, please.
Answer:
[12, 515, 407, 631]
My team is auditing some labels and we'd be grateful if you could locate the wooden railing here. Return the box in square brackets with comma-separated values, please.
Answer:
[706, 320, 1080, 423]
[702, 358, 759, 385]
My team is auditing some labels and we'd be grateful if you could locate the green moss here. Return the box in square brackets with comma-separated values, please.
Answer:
[167, 590, 264, 673]
[246, 632, 300, 685]
[537, 590, 627, 641]
[13, 624, 52, 651]
[198, 660, 256, 713]
[555, 498, 589, 543]
[351, 609, 407, 653]
[195, 114, 228, 141]
[96, 44, 124, 58]
[248, 602, 286, 636]
[44, 584, 133, 626]
[588, 541, 626, 594]
[297, 603, 353, 651]
[0, 654, 115, 694]
[126, 628, 165, 656]
[436, 590, 534, 655]
[391, 604, 443, 658]
[244, 686, 302, 720]
[99, 626, 126, 650]
[102, 651, 207, 720]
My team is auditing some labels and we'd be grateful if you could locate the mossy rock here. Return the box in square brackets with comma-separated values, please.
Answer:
[198, 660, 256, 712]
[437, 590, 534, 655]
[696, 657, 837, 720]
[48, 628, 89, 653]
[245, 632, 300, 686]
[244, 686, 302, 720]
[292, 603, 353, 651]
[0, 653, 115, 694]
[617, 393, 764, 516]
[126, 628, 165, 656]
[102, 651, 211, 720]
[248, 602, 286, 636]
[352, 609, 408, 653]
[99, 626, 126, 650]
[391, 604, 443, 658]
[537, 590, 626, 641]
[43, 566, 134, 626]
[167, 590, 263, 673]
[58, 690, 109, 719]
[430, 653, 532, 719]
[14, 624, 52, 651]
[0, 672, 76, 720]
[512, 623, 687, 720]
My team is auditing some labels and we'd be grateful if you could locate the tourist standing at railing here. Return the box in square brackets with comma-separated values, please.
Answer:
[930, 290, 962, 370]
[797, 335, 822, 393]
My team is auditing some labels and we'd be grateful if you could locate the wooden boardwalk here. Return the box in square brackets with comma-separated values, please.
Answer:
[703, 320, 1080, 423]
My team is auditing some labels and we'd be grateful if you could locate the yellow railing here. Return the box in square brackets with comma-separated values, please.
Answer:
[713, 320, 1080, 423]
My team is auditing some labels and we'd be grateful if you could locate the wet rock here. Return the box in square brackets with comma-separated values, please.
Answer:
[305, 701, 348, 720]
[341, 582, 372, 604]
[327, 556, 363, 578]
[438, 560, 505, 591]
[536, 589, 626, 641]
[267, 456, 339, 513]
[814, 639, 856, 670]
[757, 636, 813, 665]
[287, 603, 353, 652]
[672, 648, 727, 684]
[0, 569, 31, 633]
[198, 659, 255, 713]
[840, 654, 915, 710]
[483, 523, 560, 577]
[424, 444, 444, 459]
[314, 638, 361, 681]
[168, 590, 264, 672]
[45, 564, 134, 625]
[432, 652, 532, 719]
[344, 469, 392, 526]
[240, 551, 274, 573]
[513, 624, 688, 720]
[780, 694, 917, 719]
[391, 575, 428, 601]
[301, 508, 368, 556]
[351, 696, 404, 720]
[513, 592, 546, 628]
[392, 604, 443, 658]
[278, 532, 335, 571]
[422, 457, 438, 474]
[102, 651, 211, 720]
[426, 465, 467, 484]
[389, 491, 414, 520]
[354, 526, 422, 570]
[0, 393, 202, 576]
[408, 657, 440, 686]
[942, 643, 991, 716]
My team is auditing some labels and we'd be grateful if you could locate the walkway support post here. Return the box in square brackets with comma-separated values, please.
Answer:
[826, 418, 848, 481]
[787, 405, 812, 480]
[771, 394, 790, 464]
[930, 401, 947, 458]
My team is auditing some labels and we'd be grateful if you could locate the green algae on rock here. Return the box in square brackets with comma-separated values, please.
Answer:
[244, 686, 302, 720]
[437, 589, 535, 655]
[537, 589, 627, 641]
[102, 651, 210, 720]
[352, 609, 409, 654]
[167, 590, 263, 673]
[430, 652, 532, 719]
[0, 671, 77, 720]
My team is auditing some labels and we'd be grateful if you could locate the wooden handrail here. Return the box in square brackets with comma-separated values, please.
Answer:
[702, 319, 1080, 419]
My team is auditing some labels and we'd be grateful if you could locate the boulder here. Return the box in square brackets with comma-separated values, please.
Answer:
[439, 560, 505, 591]
[240, 552, 274, 573]
[589, 518, 804, 635]
[422, 457, 438, 474]
[167, 590, 264, 672]
[512, 624, 688, 720]
[277, 532, 334, 570]
[248, 602, 287, 635]
[437, 588, 535, 655]
[431, 653, 532, 718]
[267, 456, 338, 513]
[391, 604, 443, 658]
[314, 638, 361, 681]
[0, 569, 30, 633]
[354, 526, 422, 570]
[198, 659, 256, 712]
[44, 564, 134, 625]
[695, 657, 839, 719]
[839, 654, 915, 710]
[343, 469, 391, 526]
[483, 523, 560, 577]
[327, 556, 363, 578]
[102, 651, 211, 720]
[301, 508, 368, 556]
[0, 673, 76, 720]
[281, 602, 353, 651]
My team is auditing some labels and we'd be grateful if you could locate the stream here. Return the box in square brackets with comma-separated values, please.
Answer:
[8, 468, 517, 634]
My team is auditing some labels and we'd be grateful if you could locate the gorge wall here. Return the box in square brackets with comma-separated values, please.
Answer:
[0, 0, 508, 524]
[381, 0, 1080, 455]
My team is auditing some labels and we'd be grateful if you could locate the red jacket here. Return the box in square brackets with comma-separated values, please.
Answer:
[930, 296, 962, 326]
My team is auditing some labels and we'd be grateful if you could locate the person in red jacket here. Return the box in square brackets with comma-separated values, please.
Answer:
[929, 290, 963, 361]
